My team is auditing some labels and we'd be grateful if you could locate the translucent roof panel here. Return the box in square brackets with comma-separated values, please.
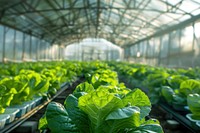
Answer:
[0, 0, 200, 46]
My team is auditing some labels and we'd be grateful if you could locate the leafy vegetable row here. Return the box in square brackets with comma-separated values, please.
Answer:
[0, 62, 82, 114]
[109, 62, 200, 120]
[39, 64, 164, 133]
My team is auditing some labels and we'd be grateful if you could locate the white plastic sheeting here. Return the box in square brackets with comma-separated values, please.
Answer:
[65, 38, 123, 61]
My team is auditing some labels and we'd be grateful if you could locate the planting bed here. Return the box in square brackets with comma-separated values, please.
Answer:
[7, 77, 85, 133]
[120, 76, 198, 133]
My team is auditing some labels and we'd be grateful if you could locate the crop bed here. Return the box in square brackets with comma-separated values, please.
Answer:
[7, 76, 194, 133]
[1, 61, 200, 133]
[119, 75, 198, 133]
[6, 77, 85, 133]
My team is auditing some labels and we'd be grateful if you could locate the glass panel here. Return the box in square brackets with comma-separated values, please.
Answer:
[124, 47, 130, 58]
[194, 22, 200, 38]
[180, 25, 193, 52]
[5, 28, 14, 61]
[147, 38, 154, 57]
[24, 34, 31, 60]
[51, 0, 65, 8]
[46, 43, 51, 60]
[146, 0, 167, 11]
[15, 31, 23, 61]
[160, 34, 169, 58]
[194, 21, 200, 65]
[154, 37, 160, 57]
[0, 26, 3, 61]
[140, 41, 147, 57]
[165, 13, 183, 20]
[179, 15, 191, 21]
[112, 1, 126, 8]
[179, 1, 200, 13]
[130, 45, 134, 56]
[36, 1, 52, 10]
[169, 30, 180, 55]
[167, 0, 183, 6]
[74, 0, 85, 8]
[155, 14, 175, 25]
[39, 40, 46, 60]
[191, 8, 200, 15]
[31, 36, 38, 61]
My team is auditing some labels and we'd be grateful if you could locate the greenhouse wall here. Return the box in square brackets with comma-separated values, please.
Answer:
[125, 21, 200, 68]
[0, 24, 65, 63]
[64, 38, 123, 61]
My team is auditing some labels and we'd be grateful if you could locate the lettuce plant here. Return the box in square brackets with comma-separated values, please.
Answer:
[180, 79, 200, 97]
[187, 94, 200, 120]
[161, 86, 175, 104]
[39, 88, 163, 133]
[0, 84, 17, 113]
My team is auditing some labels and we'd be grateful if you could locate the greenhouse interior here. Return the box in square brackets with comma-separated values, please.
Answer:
[0, 0, 200, 133]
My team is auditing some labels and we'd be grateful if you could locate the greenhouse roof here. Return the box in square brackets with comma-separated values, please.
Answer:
[0, 0, 200, 47]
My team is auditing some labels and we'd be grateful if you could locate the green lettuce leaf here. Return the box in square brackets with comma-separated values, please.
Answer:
[180, 79, 200, 97]
[78, 90, 123, 132]
[122, 89, 151, 120]
[99, 106, 140, 133]
[167, 75, 188, 89]
[73, 82, 94, 93]
[38, 114, 48, 131]
[127, 124, 164, 133]
[161, 86, 175, 104]
[46, 102, 79, 133]
[187, 94, 200, 118]
[64, 94, 91, 132]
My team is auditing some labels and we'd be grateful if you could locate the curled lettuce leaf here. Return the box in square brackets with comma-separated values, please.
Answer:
[161, 86, 175, 104]
[122, 89, 151, 120]
[78, 90, 123, 132]
[180, 79, 200, 97]
[187, 94, 200, 119]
